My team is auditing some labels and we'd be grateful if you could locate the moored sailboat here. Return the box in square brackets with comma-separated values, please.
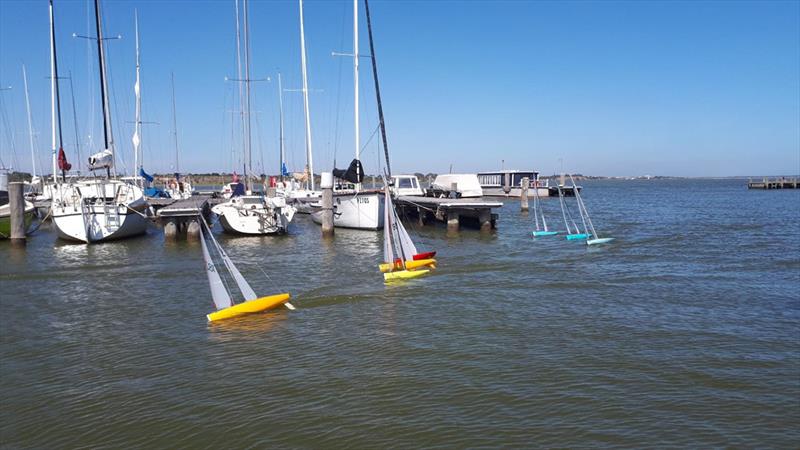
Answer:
[50, 0, 148, 243]
[212, 0, 297, 235]
[311, 0, 384, 231]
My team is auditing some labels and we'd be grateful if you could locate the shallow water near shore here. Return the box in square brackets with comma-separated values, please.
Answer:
[1, 178, 798, 447]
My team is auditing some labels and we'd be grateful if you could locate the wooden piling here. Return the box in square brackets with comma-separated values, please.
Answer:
[520, 177, 529, 212]
[321, 172, 334, 238]
[9, 182, 26, 245]
[479, 210, 492, 232]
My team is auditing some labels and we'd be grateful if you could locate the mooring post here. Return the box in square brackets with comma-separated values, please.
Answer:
[321, 172, 334, 238]
[417, 206, 425, 226]
[9, 182, 26, 245]
[186, 220, 201, 241]
[479, 209, 492, 232]
[520, 177, 530, 212]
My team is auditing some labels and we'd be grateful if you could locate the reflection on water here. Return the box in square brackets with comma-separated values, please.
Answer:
[1, 179, 799, 447]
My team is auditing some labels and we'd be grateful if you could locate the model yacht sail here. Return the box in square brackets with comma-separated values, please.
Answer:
[532, 178, 558, 237]
[200, 218, 294, 322]
[212, 0, 297, 235]
[50, 0, 148, 243]
[569, 174, 614, 246]
[311, 0, 384, 230]
[558, 181, 590, 241]
[380, 184, 436, 281]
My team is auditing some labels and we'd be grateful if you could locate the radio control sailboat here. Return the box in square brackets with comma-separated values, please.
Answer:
[200, 218, 294, 322]
[532, 178, 558, 237]
[381, 184, 436, 281]
[569, 175, 614, 246]
[558, 178, 590, 241]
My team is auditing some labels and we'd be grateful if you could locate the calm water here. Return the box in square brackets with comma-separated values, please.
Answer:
[1, 179, 798, 447]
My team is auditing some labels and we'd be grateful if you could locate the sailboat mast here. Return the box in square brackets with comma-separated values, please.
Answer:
[277, 72, 285, 181]
[50, 0, 64, 181]
[22, 65, 36, 179]
[94, 0, 114, 175]
[242, 0, 253, 192]
[49, 1, 57, 181]
[68, 71, 82, 173]
[298, 0, 314, 190]
[352, 0, 360, 189]
[170, 72, 179, 173]
[234, 0, 244, 177]
[133, 10, 142, 185]
[363, 0, 391, 178]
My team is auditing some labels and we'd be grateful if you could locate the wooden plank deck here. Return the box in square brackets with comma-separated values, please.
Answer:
[395, 195, 503, 231]
[156, 195, 212, 218]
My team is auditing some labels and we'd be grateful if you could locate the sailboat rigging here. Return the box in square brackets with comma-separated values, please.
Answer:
[276, 0, 322, 212]
[311, 0, 384, 230]
[212, 0, 297, 235]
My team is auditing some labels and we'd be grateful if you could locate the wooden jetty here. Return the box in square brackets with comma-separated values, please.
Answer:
[153, 195, 215, 240]
[395, 196, 503, 231]
[747, 177, 799, 190]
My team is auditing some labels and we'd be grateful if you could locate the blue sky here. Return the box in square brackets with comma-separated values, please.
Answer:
[1, 0, 798, 177]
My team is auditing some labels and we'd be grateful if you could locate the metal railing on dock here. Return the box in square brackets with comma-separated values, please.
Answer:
[747, 177, 799, 190]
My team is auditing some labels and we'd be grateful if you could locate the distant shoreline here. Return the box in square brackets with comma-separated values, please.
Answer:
[5, 171, 798, 184]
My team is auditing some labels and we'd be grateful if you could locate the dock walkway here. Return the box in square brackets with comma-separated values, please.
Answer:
[747, 177, 799, 190]
[395, 196, 503, 231]
[155, 195, 213, 218]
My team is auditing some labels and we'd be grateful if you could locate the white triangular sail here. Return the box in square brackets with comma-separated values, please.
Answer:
[394, 205, 417, 257]
[201, 223, 233, 310]
[203, 219, 258, 301]
[383, 186, 394, 264]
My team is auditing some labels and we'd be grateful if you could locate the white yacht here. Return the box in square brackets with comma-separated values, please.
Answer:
[211, 0, 296, 235]
[50, 0, 148, 243]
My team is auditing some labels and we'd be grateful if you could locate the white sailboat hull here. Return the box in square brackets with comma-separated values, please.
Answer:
[212, 196, 296, 235]
[311, 190, 384, 230]
[51, 180, 148, 243]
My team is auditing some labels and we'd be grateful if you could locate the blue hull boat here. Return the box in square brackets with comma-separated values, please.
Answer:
[566, 233, 590, 240]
